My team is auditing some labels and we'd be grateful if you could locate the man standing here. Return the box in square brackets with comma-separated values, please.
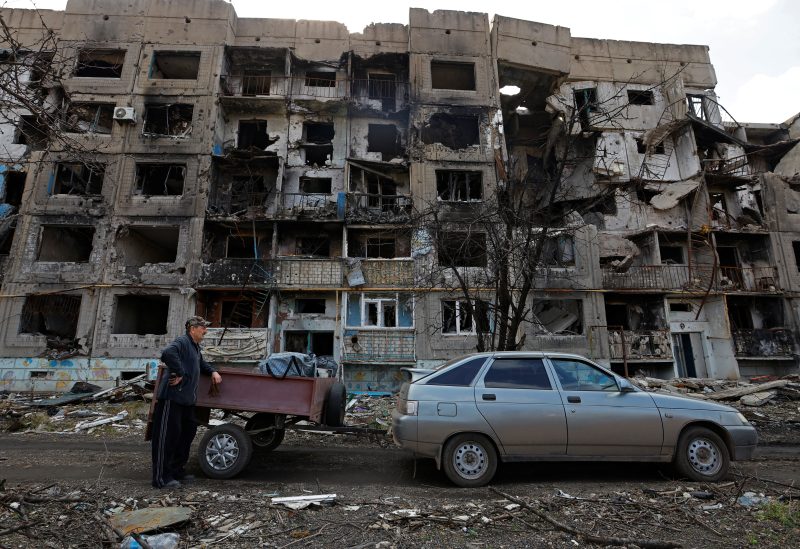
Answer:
[151, 316, 222, 488]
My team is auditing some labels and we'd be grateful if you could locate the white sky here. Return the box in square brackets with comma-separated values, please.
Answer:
[4, 0, 799, 123]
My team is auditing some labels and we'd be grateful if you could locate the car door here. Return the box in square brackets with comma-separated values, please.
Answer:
[548, 357, 663, 457]
[475, 357, 567, 457]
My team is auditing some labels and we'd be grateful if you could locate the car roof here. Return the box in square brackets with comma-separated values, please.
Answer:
[457, 351, 595, 361]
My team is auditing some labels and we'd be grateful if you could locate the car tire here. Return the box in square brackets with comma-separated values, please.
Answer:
[324, 382, 347, 427]
[674, 426, 730, 482]
[442, 433, 498, 487]
[198, 423, 253, 480]
[245, 413, 285, 452]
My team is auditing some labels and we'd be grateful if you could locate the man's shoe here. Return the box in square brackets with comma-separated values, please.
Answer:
[162, 479, 181, 489]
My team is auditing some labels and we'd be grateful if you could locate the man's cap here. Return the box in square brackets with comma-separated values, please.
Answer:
[186, 315, 212, 329]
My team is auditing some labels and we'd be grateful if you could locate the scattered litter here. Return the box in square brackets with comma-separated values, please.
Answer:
[75, 410, 129, 431]
[119, 532, 180, 549]
[108, 506, 192, 535]
[737, 492, 772, 507]
[271, 494, 337, 509]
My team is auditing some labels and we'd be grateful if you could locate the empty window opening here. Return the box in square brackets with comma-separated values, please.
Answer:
[37, 225, 94, 262]
[687, 94, 706, 119]
[4, 171, 26, 207]
[659, 245, 684, 264]
[354, 236, 395, 259]
[367, 73, 396, 110]
[710, 192, 728, 224]
[421, 113, 480, 150]
[19, 294, 81, 338]
[303, 122, 334, 166]
[669, 302, 693, 313]
[65, 103, 114, 134]
[364, 297, 397, 328]
[636, 138, 665, 155]
[431, 61, 475, 91]
[120, 371, 142, 380]
[296, 237, 330, 257]
[442, 299, 489, 335]
[0, 227, 15, 255]
[113, 295, 169, 335]
[531, 299, 583, 334]
[117, 226, 179, 266]
[792, 242, 800, 272]
[367, 124, 401, 161]
[574, 87, 597, 130]
[226, 235, 256, 258]
[241, 69, 271, 96]
[542, 235, 575, 267]
[296, 298, 326, 314]
[305, 71, 336, 87]
[438, 232, 487, 267]
[150, 51, 200, 79]
[285, 330, 334, 355]
[300, 177, 332, 194]
[635, 186, 659, 204]
[52, 163, 104, 195]
[135, 164, 186, 196]
[14, 115, 47, 149]
[221, 300, 255, 328]
[75, 49, 125, 78]
[627, 89, 654, 105]
[436, 170, 482, 201]
[237, 120, 269, 150]
[143, 104, 193, 137]
[29, 371, 48, 378]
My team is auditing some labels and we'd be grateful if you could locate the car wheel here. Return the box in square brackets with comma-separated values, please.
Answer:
[324, 382, 347, 427]
[442, 433, 498, 487]
[198, 423, 253, 480]
[245, 413, 285, 452]
[674, 426, 730, 482]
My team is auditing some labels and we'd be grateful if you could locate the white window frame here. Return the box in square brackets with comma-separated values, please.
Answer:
[362, 294, 399, 328]
[442, 299, 485, 335]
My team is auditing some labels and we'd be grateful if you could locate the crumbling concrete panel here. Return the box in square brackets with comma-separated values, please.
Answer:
[491, 15, 571, 77]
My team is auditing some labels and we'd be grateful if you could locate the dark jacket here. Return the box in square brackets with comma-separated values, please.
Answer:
[158, 334, 216, 406]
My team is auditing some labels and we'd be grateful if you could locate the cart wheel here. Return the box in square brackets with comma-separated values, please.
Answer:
[324, 381, 347, 427]
[245, 413, 286, 452]
[198, 423, 253, 479]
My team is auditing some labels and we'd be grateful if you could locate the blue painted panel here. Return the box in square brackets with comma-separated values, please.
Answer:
[337, 192, 345, 220]
[398, 294, 413, 327]
[346, 293, 361, 326]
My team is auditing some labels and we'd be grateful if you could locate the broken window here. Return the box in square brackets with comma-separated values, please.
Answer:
[542, 235, 575, 267]
[362, 237, 395, 259]
[150, 51, 200, 79]
[226, 235, 256, 258]
[531, 299, 583, 335]
[14, 115, 47, 149]
[710, 192, 729, 225]
[19, 294, 81, 338]
[65, 103, 114, 134]
[143, 104, 193, 137]
[300, 177, 332, 194]
[627, 89, 654, 105]
[135, 164, 186, 196]
[605, 297, 664, 330]
[430, 61, 475, 91]
[421, 114, 480, 150]
[37, 226, 94, 262]
[113, 295, 169, 335]
[295, 298, 326, 314]
[364, 296, 397, 328]
[792, 242, 800, 272]
[635, 138, 665, 155]
[669, 302, 693, 313]
[221, 300, 255, 328]
[285, 331, 334, 355]
[4, 171, 26, 207]
[438, 232, 487, 267]
[436, 170, 482, 201]
[574, 87, 597, 130]
[659, 245, 684, 264]
[686, 94, 706, 119]
[367, 124, 401, 161]
[302, 122, 334, 166]
[74, 49, 125, 78]
[305, 71, 336, 87]
[296, 237, 329, 257]
[52, 163, 104, 195]
[237, 120, 269, 150]
[442, 299, 489, 335]
[116, 226, 179, 265]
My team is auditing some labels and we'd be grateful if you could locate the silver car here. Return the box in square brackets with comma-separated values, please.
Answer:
[392, 352, 757, 487]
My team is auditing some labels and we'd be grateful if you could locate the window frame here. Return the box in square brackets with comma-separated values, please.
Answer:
[442, 299, 489, 335]
[362, 295, 399, 328]
[549, 358, 619, 392]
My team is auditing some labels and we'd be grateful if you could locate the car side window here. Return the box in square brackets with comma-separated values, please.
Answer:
[483, 358, 552, 390]
[426, 357, 486, 386]
[550, 359, 618, 392]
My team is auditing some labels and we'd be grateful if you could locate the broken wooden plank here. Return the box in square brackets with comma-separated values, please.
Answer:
[706, 380, 789, 401]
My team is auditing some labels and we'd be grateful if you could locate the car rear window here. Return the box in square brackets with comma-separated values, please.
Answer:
[483, 358, 552, 390]
[426, 357, 486, 386]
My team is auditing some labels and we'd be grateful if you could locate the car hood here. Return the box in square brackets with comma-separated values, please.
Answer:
[649, 392, 736, 412]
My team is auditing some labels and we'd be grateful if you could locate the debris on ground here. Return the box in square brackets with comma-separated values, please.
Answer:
[271, 493, 336, 509]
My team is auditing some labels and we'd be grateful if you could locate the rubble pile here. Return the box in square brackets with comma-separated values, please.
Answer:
[344, 394, 395, 431]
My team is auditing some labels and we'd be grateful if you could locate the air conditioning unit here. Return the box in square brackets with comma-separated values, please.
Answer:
[113, 107, 136, 123]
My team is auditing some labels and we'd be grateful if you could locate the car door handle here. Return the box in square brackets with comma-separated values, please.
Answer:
[567, 396, 581, 403]
[482, 393, 496, 401]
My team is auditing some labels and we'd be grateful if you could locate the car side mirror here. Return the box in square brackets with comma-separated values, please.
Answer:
[618, 378, 636, 393]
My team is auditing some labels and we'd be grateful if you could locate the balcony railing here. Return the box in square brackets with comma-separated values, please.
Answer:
[273, 258, 344, 288]
[358, 259, 414, 286]
[733, 328, 795, 358]
[221, 74, 408, 104]
[341, 328, 416, 363]
[345, 193, 411, 222]
[203, 328, 268, 361]
[199, 259, 275, 286]
[602, 264, 779, 292]
[607, 329, 672, 360]
[278, 193, 338, 216]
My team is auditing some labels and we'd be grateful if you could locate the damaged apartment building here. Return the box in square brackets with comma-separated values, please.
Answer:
[0, 0, 798, 393]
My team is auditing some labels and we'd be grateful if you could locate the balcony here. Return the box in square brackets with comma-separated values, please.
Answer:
[199, 259, 275, 287]
[733, 329, 795, 358]
[203, 328, 268, 361]
[345, 193, 411, 223]
[220, 75, 409, 104]
[277, 193, 339, 219]
[357, 259, 414, 286]
[273, 258, 343, 288]
[602, 265, 779, 293]
[607, 329, 672, 360]
[341, 328, 415, 363]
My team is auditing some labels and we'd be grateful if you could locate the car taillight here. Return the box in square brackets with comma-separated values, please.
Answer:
[398, 399, 418, 416]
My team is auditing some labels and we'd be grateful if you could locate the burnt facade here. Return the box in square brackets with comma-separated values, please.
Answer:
[0, 0, 798, 392]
